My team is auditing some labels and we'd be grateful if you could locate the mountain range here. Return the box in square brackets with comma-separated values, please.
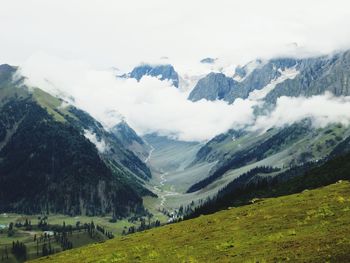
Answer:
[2, 49, 350, 263]
[123, 50, 350, 216]
[188, 51, 350, 105]
[2, 49, 350, 222]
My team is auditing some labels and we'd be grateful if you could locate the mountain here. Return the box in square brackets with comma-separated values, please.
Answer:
[127, 64, 179, 88]
[187, 121, 312, 192]
[67, 108, 152, 182]
[0, 64, 153, 216]
[111, 121, 152, 162]
[187, 120, 350, 193]
[232, 59, 265, 80]
[200, 57, 216, 64]
[0, 64, 17, 83]
[264, 50, 350, 104]
[31, 181, 350, 263]
[187, 142, 350, 218]
[189, 50, 350, 104]
[184, 51, 350, 194]
[188, 72, 243, 102]
[188, 58, 299, 103]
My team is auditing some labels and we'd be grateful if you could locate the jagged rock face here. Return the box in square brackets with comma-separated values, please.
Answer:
[264, 51, 350, 104]
[129, 64, 179, 87]
[189, 58, 300, 103]
[190, 51, 350, 105]
[188, 72, 243, 102]
[241, 58, 299, 93]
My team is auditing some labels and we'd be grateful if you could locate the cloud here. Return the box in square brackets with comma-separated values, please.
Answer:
[19, 53, 350, 142]
[253, 92, 350, 131]
[84, 130, 108, 153]
[20, 53, 258, 141]
[1, 0, 350, 69]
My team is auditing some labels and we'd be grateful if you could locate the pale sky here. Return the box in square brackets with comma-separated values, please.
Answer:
[1, 0, 350, 70]
[5, 0, 350, 141]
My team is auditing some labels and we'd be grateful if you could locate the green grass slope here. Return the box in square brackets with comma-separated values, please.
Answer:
[31, 181, 350, 263]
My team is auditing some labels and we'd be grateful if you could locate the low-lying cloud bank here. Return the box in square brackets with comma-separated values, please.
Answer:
[20, 53, 258, 141]
[254, 93, 350, 131]
[19, 53, 350, 141]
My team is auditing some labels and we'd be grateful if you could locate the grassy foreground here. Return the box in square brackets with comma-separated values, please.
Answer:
[30, 181, 350, 263]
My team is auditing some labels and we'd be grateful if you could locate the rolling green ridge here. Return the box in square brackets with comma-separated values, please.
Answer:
[30, 181, 350, 263]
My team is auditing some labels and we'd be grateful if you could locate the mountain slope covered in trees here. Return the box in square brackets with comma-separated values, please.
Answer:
[187, 120, 350, 193]
[186, 143, 350, 218]
[0, 64, 153, 216]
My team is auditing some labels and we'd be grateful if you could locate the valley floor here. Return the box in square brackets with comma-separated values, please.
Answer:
[31, 181, 350, 263]
[0, 214, 139, 263]
[142, 136, 218, 218]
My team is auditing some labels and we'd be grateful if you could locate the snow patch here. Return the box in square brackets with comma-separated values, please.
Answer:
[233, 59, 266, 82]
[248, 67, 299, 100]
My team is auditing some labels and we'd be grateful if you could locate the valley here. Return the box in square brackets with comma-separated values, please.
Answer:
[142, 119, 350, 215]
[142, 135, 213, 214]
[2, 2, 350, 262]
[2, 49, 350, 263]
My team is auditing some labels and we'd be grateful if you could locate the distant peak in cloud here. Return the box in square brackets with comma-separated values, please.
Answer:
[200, 58, 217, 64]
[19, 50, 350, 142]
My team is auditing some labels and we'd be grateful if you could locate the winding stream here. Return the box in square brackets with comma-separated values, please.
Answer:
[152, 172, 179, 207]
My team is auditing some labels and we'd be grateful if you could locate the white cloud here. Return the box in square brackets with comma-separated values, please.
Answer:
[20, 53, 258, 141]
[253, 92, 350, 131]
[1, 0, 350, 70]
[84, 130, 108, 153]
[19, 53, 350, 142]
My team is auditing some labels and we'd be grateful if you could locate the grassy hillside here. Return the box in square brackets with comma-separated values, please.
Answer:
[31, 181, 350, 263]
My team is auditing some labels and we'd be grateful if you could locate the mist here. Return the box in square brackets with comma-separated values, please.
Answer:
[20, 53, 258, 141]
[4, 0, 350, 141]
[19, 52, 350, 142]
[253, 93, 350, 132]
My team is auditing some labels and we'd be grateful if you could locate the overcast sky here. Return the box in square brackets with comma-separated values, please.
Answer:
[4, 0, 350, 141]
[2, 0, 350, 70]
